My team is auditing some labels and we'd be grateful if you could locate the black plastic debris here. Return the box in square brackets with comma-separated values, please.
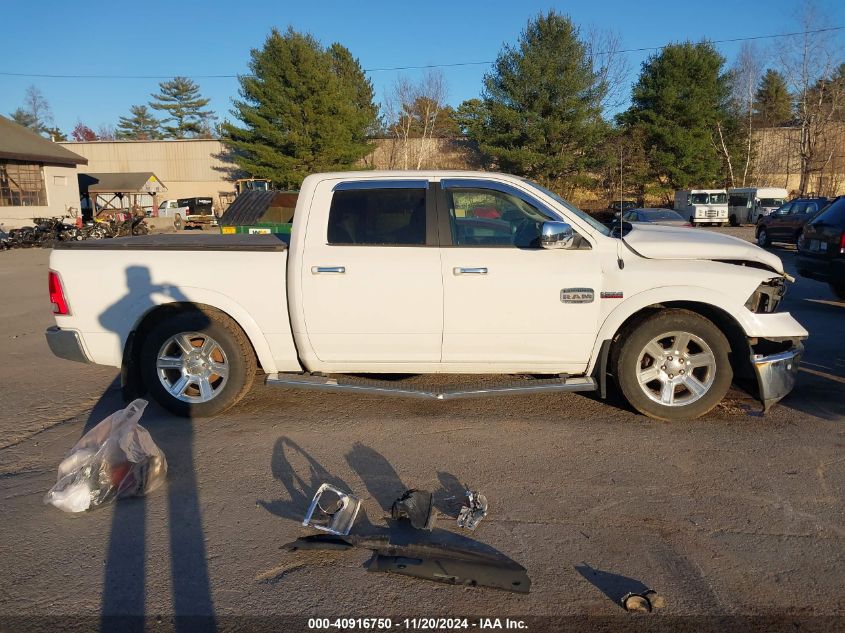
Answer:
[282, 534, 531, 594]
[370, 552, 530, 594]
[391, 489, 436, 530]
[457, 490, 488, 530]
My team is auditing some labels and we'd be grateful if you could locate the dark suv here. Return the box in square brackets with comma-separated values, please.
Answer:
[796, 196, 845, 299]
[756, 197, 829, 247]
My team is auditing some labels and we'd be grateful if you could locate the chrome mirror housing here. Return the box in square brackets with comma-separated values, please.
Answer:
[540, 221, 575, 249]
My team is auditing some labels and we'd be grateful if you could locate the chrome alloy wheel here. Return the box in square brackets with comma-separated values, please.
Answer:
[635, 331, 716, 407]
[156, 332, 229, 403]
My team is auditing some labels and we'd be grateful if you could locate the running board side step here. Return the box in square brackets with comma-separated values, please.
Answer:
[265, 373, 597, 400]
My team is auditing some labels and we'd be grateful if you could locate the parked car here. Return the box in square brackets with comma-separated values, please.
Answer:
[45, 170, 806, 421]
[796, 196, 845, 299]
[609, 200, 637, 214]
[621, 208, 690, 227]
[756, 197, 830, 247]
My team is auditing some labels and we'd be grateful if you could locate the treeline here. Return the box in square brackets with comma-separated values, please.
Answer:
[8, 77, 215, 142]
[8, 6, 844, 198]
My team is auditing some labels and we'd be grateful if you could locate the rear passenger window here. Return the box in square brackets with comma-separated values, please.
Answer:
[810, 198, 845, 227]
[327, 188, 426, 245]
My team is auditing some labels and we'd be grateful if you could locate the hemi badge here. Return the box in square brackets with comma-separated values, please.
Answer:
[561, 288, 594, 303]
[600, 291, 624, 299]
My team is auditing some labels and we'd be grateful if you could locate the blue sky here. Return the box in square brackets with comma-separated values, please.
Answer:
[1, 0, 843, 134]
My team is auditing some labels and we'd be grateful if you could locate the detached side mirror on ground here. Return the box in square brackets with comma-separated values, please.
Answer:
[541, 221, 576, 249]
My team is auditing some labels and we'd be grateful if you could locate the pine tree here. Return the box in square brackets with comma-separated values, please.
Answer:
[117, 105, 163, 140]
[45, 126, 67, 142]
[753, 69, 792, 127]
[150, 76, 215, 138]
[220, 28, 378, 189]
[621, 41, 734, 189]
[10, 108, 39, 131]
[460, 12, 608, 193]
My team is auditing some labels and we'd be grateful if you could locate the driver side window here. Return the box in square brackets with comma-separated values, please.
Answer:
[447, 188, 553, 248]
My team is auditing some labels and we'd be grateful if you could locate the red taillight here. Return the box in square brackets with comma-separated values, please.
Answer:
[840, 232, 845, 254]
[48, 271, 70, 315]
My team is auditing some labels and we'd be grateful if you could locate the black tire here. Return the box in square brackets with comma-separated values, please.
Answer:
[830, 283, 845, 301]
[139, 309, 256, 417]
[729, 215, 739, 227]
[612, 309, 733, 420]
[756, 227, 770, 247]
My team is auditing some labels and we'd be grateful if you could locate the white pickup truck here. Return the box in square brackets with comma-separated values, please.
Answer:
[46, 171, 807, 421]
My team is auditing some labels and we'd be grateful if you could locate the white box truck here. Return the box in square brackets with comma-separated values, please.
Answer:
[674, 189, 729, 226]
[728, 187, 788, 226]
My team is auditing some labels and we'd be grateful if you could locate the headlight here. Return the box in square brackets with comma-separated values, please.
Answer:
[745, 278, 786, 313]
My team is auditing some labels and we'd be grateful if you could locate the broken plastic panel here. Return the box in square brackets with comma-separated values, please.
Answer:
[391, 489, 436, 530]
[457, 490, 488, 530]
[302, 483, 361, 536]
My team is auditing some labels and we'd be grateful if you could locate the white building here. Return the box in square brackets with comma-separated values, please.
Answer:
[0, 115, 88, 230]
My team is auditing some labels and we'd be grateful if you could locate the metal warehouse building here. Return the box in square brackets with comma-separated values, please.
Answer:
[0, 115, 87, 229]
[59, 139, 233, 210]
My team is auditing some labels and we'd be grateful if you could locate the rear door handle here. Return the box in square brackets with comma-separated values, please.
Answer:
[453, 267, 488, 275]
[311, 266, 346, 274]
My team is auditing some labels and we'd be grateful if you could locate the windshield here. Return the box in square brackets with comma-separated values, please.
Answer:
[759, 198, 785, 208]
[523, 180, 611, 236]
[643, 209, 683, 221]
[691, 193, 727, 204]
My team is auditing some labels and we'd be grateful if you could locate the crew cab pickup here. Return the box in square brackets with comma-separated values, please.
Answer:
[46, 171, 807, 420]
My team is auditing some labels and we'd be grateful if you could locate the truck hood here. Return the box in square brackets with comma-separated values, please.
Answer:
[622, 224, 785, 274]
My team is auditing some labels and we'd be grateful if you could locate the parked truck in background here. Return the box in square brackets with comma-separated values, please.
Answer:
[674, 189, 729, 226]
[727, 187, 788, 226]
[156, 197, 217, 230]
[46, 171, 806, 421]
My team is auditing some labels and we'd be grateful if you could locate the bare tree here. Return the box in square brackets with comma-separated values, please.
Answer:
[383, 70, 449, 169]
[584, 26, 630, 115]
[731, 42, 764, 186]
[24, 86, 54, 130]
[777, 0, 844, 195]
[97, 124, 117, 141]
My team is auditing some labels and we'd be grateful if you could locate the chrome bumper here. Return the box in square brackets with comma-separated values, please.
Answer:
[45, 326, 90, 364]
[752, 344, 803, 411]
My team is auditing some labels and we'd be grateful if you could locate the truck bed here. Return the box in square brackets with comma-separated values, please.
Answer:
[53, 233, 289, 251]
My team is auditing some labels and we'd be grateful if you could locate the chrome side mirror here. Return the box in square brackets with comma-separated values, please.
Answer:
[540, 221, 575, 249]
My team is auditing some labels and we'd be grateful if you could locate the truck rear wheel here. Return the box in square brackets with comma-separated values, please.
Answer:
[612, 309, 732, 420]
[140, 309, 256, 417]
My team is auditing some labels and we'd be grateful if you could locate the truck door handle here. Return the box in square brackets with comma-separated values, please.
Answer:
[311, 266, 346, 274]
[454, 267, 488, 275]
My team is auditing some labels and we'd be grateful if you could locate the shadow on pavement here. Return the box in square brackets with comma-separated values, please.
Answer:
[575, 563, 651, 609]
[259, 436, 354, 522]
[87, 386, 217, 632]
[89, 265, 216, 631]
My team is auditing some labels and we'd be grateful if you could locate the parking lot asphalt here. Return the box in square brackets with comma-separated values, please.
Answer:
[0, 229, 843, 631]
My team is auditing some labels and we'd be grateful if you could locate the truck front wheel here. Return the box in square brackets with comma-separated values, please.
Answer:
[140, 309, 256, 417]
[613, 309, 732, 420]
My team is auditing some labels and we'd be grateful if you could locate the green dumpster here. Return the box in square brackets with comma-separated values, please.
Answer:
[218, 190, 297, 236]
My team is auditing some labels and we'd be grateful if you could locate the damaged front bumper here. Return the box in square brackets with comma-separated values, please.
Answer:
[751, 343, 803, 411]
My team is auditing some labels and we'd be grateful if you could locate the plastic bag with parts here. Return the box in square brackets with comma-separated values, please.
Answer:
[44, 399, 167, 513]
